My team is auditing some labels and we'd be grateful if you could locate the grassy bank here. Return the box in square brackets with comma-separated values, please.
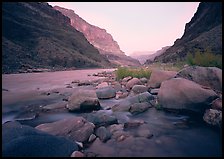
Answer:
[116, 67, 151, 80]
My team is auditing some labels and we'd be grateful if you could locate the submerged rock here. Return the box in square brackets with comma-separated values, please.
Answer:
[95, 126, 112, 142]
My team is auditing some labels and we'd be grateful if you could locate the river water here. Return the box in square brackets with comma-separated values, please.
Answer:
[2, 69, 222, 157]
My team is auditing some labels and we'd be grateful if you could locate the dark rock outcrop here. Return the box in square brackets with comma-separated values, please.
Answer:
[2, 2, 112, 73]
[154, 2, 222, 63]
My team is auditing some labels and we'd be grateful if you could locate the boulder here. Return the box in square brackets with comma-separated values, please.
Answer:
[3, 121, 78, 157]
[36, 117, 95, 143]
[131, 85, 148, 94]
[126, 78, 142, 90]
[112, 92, 154, 112]
[85, 111, 118, 127]
[158, 78, 218, 113]
[95, 126, 112, 142]
[140, 77, 148, 84]
[148, 69, 177, 88]
[96, 82, 108, 89]
[66, 89, 101, 112]
[176, 66, 222, 91]
[203, 109, 222, 126]
[122, 76, 132, 82]
[96, 86, 116, 99]
[129, 102, 152, 114]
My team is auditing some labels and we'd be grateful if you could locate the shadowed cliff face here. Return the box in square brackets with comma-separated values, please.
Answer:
[2, 2, 113, 74]
[54, 6, 140, 67]
[155, 2, 222, 63]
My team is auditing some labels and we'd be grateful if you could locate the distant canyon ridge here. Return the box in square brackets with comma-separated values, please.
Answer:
[53, 6, 140, 67]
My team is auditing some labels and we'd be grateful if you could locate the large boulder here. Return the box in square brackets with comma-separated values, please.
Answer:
[36, 117, 95, 143]
[158, 78, 218, 113]
[66, 89, 101, 112]
[96, 86, 116, 99]
[3, 121, 78, 157]
[126, 78, 143, 90]
[112, 92, 154, 112]
[131, 85, 148, 94]
[176, 66, 222, 91]
[147, 69, 177, 88]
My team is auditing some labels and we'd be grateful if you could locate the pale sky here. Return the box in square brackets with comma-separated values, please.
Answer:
[48, 2, 200, 55]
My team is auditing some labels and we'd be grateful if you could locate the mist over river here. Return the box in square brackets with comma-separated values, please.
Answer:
[2, 69, 221, 157]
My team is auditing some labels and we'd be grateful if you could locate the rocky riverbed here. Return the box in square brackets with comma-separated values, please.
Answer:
[2, 67, 222, 157]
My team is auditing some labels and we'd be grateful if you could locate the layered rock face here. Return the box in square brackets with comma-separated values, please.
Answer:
[154, 2, 222, 62]
[54, 6, 140, 67]
[2, 2, 112, 74]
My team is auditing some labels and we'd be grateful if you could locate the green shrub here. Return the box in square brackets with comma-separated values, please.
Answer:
[116, 67, 151, 80]
[186, 49, 222, 69]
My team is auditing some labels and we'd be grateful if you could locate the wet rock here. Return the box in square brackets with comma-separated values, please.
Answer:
[115, 91, 129, 100]
[140, 77, 148, 84]
[96, 86, 116, 99]
[95, 126, 112, 142]
[112, 82, 122, 92]
[176, 66, 222, 91]
[129, 102, 152, 114]
[148, 69, 177, 88]
[3, 121, 78, 157]
[96, 82, 108, 89]
[131, 85, 148, 94]
[203, 109, 222, 126]
[77, 80, 92, 86]
[122, 76, 132, 82]
[85, 111, 118, 127]
[136, 124, 153, 139]
[71, 151, 84, 157]
[66, 85, 73, 88]
[88, 134, 97, 143]
[108, 124, 124, 134]
[36, 117, 95, 143]
[66, 89, 101, 112]
[150, 88, 160, 95]
[158, 78, 218, 113]
[112, 92, 154, 112]
[43, 101, 66, 110]
[126, 78, 143, 90]
[124, 120, 145, 129]
[211, 98, 222, 110]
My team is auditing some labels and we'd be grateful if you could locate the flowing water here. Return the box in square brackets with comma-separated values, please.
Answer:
[2, 69, 222, 157]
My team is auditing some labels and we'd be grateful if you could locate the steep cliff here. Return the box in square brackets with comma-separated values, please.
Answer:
[2, 2, 112, 73]
[53, 6, 140, 67]
[154, 2, 222, 63]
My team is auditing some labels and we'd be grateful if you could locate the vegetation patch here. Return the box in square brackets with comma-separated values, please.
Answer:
[186, 49, 222, 69]
[116, 67, 151, 80]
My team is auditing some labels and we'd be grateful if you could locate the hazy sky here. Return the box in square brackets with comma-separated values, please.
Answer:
[48, 2, 200, 55]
